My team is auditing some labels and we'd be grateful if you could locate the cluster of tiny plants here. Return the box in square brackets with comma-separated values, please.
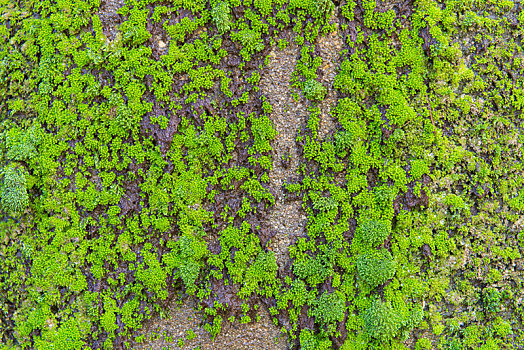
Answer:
[1, 0, 524, 349]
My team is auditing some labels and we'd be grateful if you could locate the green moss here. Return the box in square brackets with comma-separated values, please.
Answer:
[212, 1, 232, 34]
[483, 287, 501, 315]
[299, 329, 332, 350]
[0, 164, 29, 215]
[311, 291, 345, 327]
[3, 123, 41, 161]
[415, 337, 432, 350]
[293, 254, 333, 286]
[356, 219, 391, 248]
[356, 250, 396, 290]
[1, 0, 524, 348]
[362, 299, 401, 341]
[303, 79, 326, 101]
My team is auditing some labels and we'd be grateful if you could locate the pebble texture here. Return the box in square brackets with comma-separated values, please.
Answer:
[261, 40, 308, 271]
[99, 0, 125, 41]
[317, 20, 344, 140]
[134, 297, 288, 350]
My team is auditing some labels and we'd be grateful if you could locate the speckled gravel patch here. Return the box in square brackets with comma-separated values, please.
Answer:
[99, 0, 125, 41]
[317, 20, 344, 140]
[260, 38, 309, 271]
[134, 297, 288, 350]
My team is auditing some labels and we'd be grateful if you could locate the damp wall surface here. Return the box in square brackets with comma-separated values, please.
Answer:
[1, 0, 524, 349]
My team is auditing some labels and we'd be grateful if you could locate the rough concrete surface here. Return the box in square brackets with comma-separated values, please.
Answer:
[316, 20, 344, 140]
[134, 297, 288, 350]
[99, 0, 125, 41]
[262, 37, 308, 271]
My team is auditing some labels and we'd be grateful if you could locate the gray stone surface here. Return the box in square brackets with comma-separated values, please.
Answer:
[134, 297, 288, 350]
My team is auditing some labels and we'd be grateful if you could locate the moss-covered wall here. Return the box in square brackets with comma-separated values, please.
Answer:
[1, 0, 523, 349]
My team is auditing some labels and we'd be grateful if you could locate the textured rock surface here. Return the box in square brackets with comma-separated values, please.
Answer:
[135, 297, 287, 350]
[261, 38, 308, 272]
[4, 0, 524, 348]
[99, 0, 125, 40]
[316, 20, 344, 140]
